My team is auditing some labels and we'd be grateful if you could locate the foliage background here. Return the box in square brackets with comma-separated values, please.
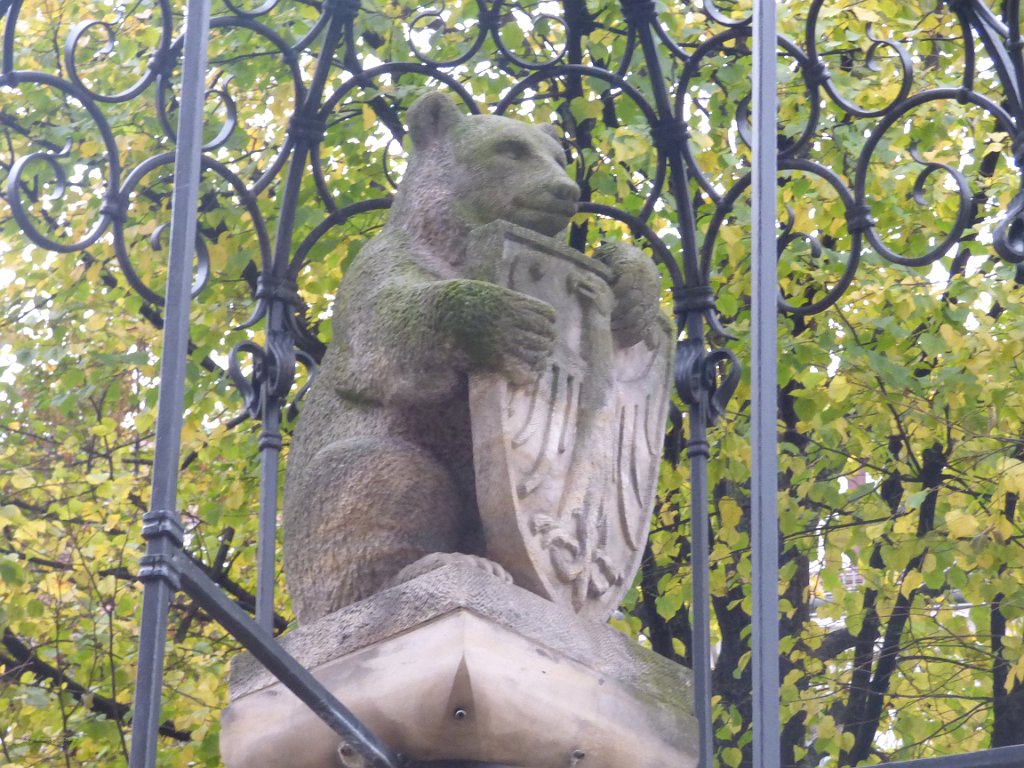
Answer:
[2, 0, 1024, 766]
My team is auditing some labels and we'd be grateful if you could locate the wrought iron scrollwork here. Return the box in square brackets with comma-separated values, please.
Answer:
[229, 323, 317, 423]
[676, 338, 741, 426]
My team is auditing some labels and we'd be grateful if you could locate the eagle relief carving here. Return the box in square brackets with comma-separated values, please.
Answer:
[468, 224, 673, 619]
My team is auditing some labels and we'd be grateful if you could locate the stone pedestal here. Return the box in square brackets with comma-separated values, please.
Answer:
[220, 563, 698, 768]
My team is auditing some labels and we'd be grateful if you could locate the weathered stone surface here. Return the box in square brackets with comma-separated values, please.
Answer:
[221, 563, 697, 768]
[282, 91, 673, 625]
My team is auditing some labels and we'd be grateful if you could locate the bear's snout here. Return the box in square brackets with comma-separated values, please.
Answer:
[550, 178, 581, 203]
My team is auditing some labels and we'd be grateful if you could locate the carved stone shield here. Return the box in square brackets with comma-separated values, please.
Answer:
[468, 222, 674, 620]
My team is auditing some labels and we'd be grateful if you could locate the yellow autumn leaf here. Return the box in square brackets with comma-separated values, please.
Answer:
[816, 716, 836, 739]
[893, 514, 916, 534]
[830, 527, 852, 550]
[850, 7, 881, 21]
[995, 515, 1015, 542]
[719, 497, 743, 529]
[946, 510, 979, 538]
[11, 468, 34, 490]
[1009, 655, 1024, 690]
[85, 312, 107, 332]
[901, 570, 923, 597]
[865, 521, 887, 539]
[719, 225, 741, 245]
[939, 323, 963, 352]
[1000, 459, 1024, 496]
[828, 375, 851, 401]
[922, 552, 938, 574]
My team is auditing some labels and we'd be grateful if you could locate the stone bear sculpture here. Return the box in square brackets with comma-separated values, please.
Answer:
[282, 92, 664, 625]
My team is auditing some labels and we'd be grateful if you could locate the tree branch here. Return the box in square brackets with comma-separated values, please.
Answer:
[0, 628, 191, 742]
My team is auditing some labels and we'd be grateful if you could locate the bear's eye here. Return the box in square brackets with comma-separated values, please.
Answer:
[494, 139, 530, 160]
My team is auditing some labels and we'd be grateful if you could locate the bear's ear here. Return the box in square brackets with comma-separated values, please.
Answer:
[406, 92, 464, 151]
[538, 123, 562, 142]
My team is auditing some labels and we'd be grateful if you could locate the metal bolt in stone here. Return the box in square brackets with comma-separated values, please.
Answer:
[337, 742, 367, 768]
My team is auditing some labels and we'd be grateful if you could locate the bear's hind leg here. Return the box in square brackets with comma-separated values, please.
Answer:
[283, 437, 470, 624]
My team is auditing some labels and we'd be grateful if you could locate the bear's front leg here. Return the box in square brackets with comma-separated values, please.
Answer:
[593, 242, 664, 348]
[432, 278, 558, 384]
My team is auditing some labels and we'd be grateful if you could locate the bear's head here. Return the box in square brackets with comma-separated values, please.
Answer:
[387, 92, 581, 248]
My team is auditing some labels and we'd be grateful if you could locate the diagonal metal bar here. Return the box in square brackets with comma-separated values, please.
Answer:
[177, 557, 401, 768]
[128, 0, 212, 765]
[751, 1, 780, 767]
[883, 745, 1024, 768]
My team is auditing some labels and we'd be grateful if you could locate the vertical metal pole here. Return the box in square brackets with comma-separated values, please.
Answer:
[751, 1, 780, 768]
[688, 414, 714, 768]
[128, 0, 210, 765]
[255, 398, 281, 631]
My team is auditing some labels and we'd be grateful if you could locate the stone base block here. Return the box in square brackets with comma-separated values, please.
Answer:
[220, 563, 698, 768]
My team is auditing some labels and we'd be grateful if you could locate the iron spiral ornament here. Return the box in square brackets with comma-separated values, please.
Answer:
[7, 0, 1024, 393]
